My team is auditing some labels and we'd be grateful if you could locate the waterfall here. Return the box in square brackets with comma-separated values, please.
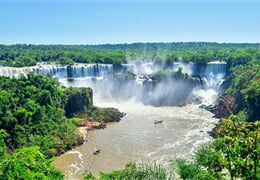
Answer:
[205, 61, 226, 76]
[0, 61, 227, 106]
[34, 63, 113, 78]
[0, 66, 34, 77]
[0, 63, 113, 78]
[204, 61, 226, 89]
[191, 61, 227, 105]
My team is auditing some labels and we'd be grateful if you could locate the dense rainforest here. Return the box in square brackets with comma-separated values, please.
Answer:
[0, 43, 260, 67]
[0, 42, 259, 179]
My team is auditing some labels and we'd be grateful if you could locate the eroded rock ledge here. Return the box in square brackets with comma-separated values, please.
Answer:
[63, 87, 125, 141]
[203, 94, 239, 119]
[202, 94, 240, 137]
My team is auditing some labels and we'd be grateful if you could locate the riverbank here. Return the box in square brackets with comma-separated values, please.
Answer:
[77, 120, 107, 142]
[75, 106, 125, 140]
[200, 93, 240, 137]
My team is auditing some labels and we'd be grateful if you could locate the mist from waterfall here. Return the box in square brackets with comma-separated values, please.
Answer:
[56, 60, 201, 106]
[0, 60, 227, 106]
[190, 61, 226, 105]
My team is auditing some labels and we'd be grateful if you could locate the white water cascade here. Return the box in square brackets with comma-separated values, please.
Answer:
[0, 61, 227, 106]
[191, 61, 227, 106]
[0, 63, 113, 78]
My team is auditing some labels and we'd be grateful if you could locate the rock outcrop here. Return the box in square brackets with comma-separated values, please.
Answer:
[64, 87, 93, 118]
[208, 94, 239, 119]
[63, 86, 124, 122]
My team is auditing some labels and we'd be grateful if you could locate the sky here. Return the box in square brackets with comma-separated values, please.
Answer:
[0, 1, 260, 44]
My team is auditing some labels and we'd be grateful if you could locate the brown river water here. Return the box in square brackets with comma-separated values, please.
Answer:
[53, 100, 218, 180]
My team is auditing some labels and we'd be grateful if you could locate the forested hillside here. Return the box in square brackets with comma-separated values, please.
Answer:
[0, 74, 81, 178]
[0, 74, 82, 157]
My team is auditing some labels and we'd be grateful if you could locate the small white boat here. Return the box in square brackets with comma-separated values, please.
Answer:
[93, 148, 100, 155]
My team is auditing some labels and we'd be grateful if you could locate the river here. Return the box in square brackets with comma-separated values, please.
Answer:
[53, 99, 218, 179]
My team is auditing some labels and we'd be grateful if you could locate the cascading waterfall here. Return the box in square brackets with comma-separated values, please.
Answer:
[204, 61, 226, 89]
[118, 61, 226, 106]
[0, 63, 113, 78]
[0, 66, 34, 77]
[34, 63, 113, 78]
[0, 61, 226, 106]
[34, 64, 68, 78]
[191, 61, 227, 105]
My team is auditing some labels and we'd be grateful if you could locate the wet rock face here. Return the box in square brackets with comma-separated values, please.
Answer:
[204, 94, 240, 138]
[205, 94, 239, 118]
[63, 86, 125, 123]
[64, 87, 93, 118]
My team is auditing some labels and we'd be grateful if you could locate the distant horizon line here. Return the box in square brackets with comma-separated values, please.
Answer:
[1, 41, 260, 46]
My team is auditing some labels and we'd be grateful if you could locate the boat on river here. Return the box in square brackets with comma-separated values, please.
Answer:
[93, 148, 100, 155]
[154, 120, 163, 124]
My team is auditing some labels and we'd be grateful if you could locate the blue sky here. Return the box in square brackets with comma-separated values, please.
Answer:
[0, 1, 259, 44]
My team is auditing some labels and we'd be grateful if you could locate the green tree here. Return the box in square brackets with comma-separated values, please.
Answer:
[0, 146, 64, 180]
[99, 162, 169, 180]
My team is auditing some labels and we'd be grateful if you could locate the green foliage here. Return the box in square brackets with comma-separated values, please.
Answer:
[99, 162, 169, 180]
[88, 107, 124, 123]
[58, 56, 74, 65]
[84, 171, 98, 180]
[226, 58, 260, 121]
[1, 43, 259, 67]
[194, 143, 224, 177]
[0, 146, 64, 180]
[64, 87, 93, 118]
[3, 55, 36, 67]
[152, 68, 194, 82]
[174, 158, 215, 180]
[0, 44, 126, 66]
[63, 87, 124, 123]
[166, 50, 214, 64]
[0, 74, 81, 157]
[166, 49, 256, 65]
[215, 115, 260, 179]
[0, 130, 8, 158]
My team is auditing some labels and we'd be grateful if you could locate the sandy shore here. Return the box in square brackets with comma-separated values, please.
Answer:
[77, 121, 106, 141]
